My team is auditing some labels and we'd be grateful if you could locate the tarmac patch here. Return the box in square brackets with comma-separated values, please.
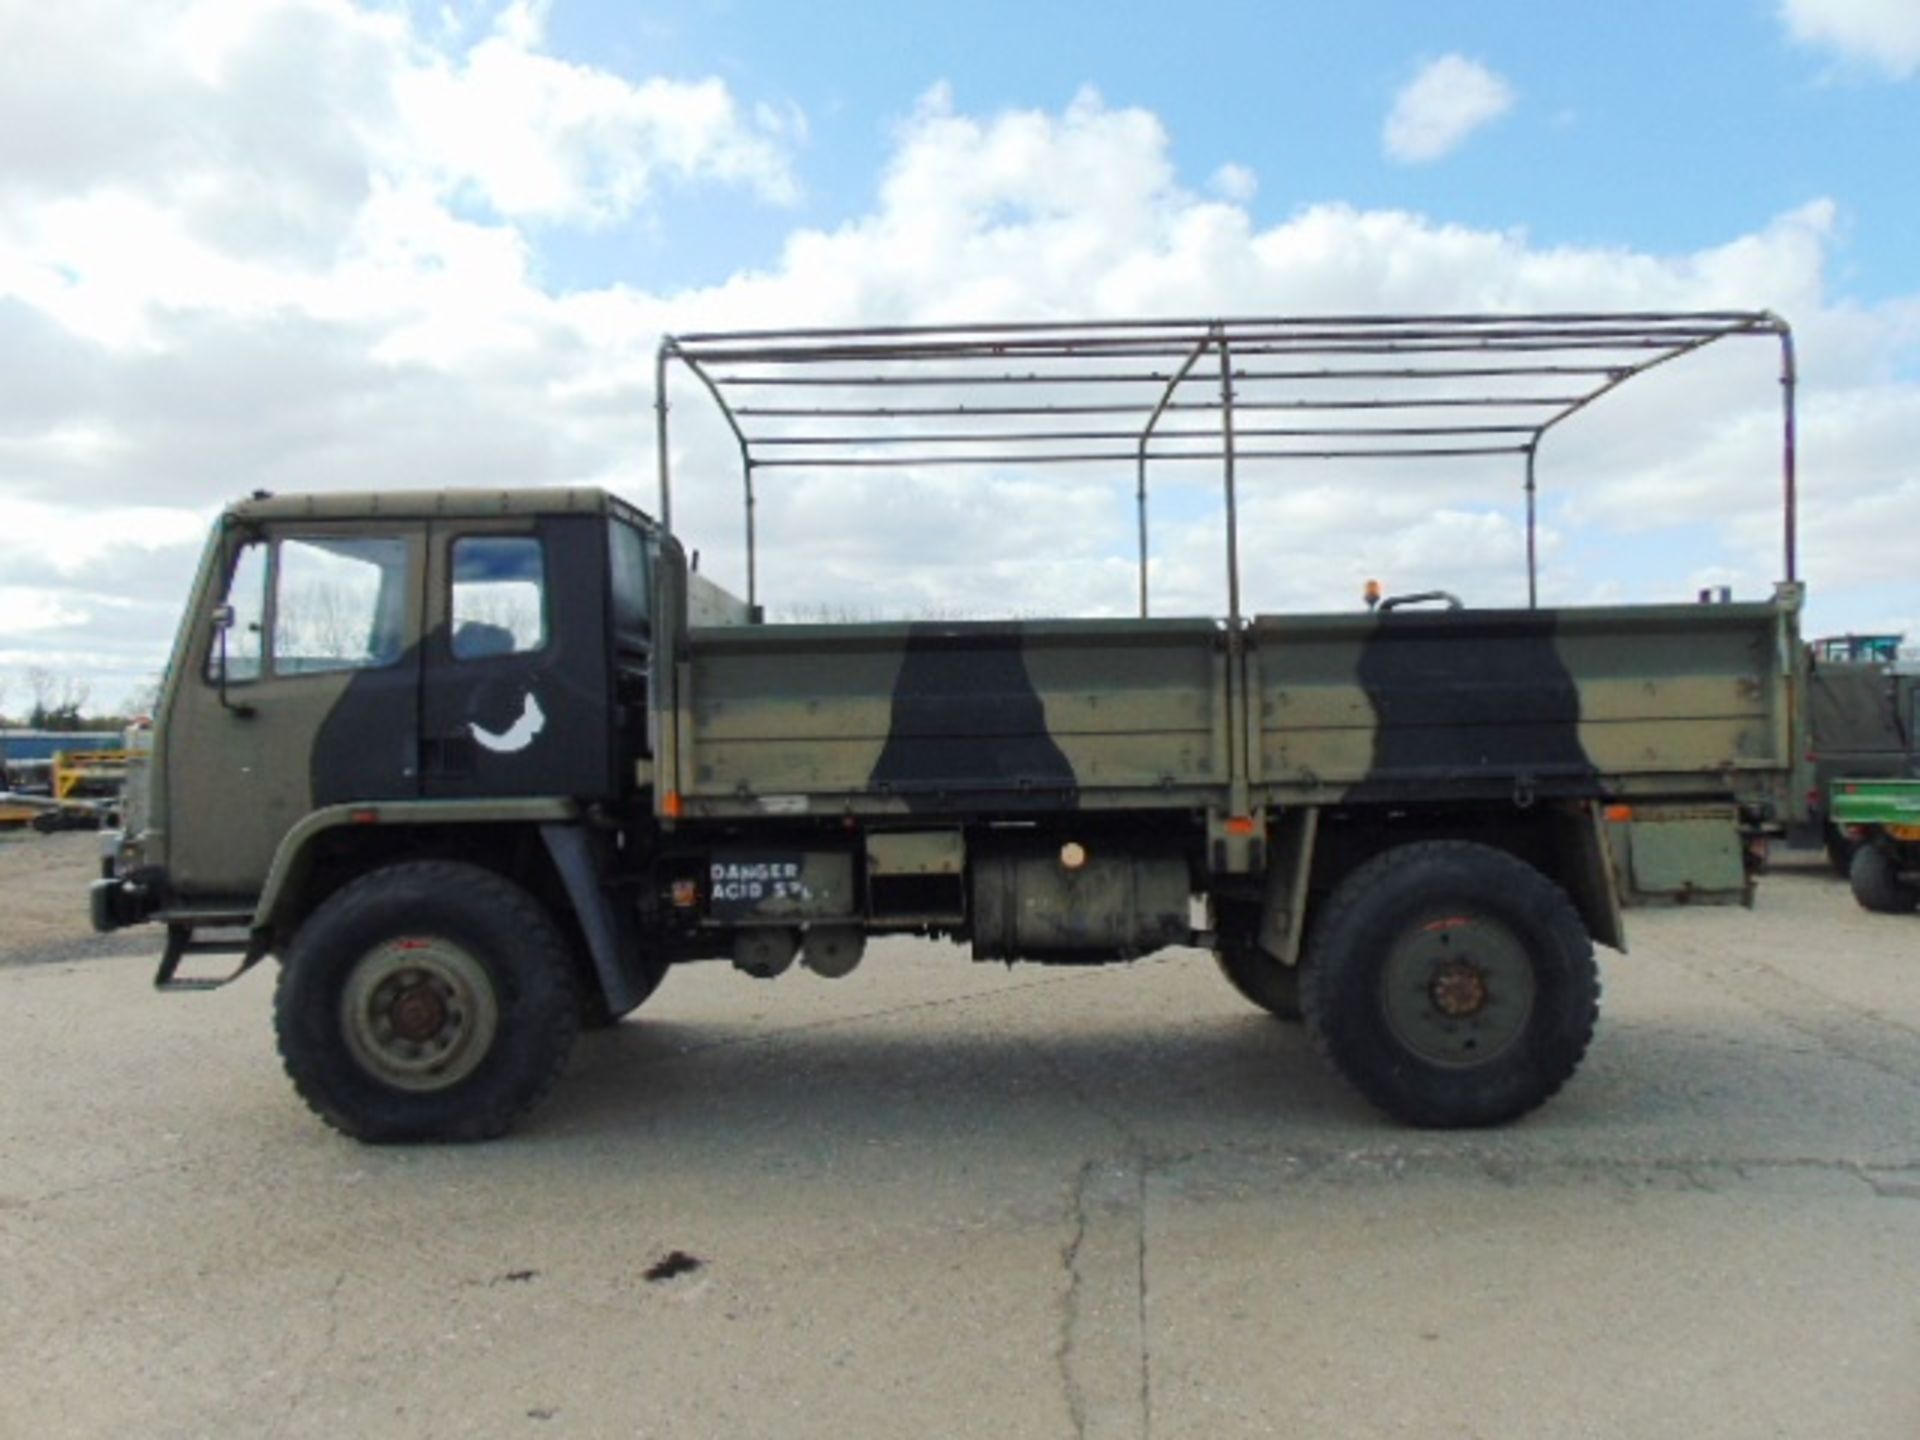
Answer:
[643, 1250, 704, 1282]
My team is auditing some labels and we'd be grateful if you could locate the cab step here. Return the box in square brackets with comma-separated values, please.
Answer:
[154, 922, 269, 992]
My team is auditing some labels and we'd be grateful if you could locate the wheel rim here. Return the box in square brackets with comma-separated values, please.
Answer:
[1378, 909, 1536, 1068]
[340, 937, 500, 1092]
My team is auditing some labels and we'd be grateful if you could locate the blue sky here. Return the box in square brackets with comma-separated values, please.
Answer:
[530, 0, 1918, 302]
[0, 0, 1916, 704]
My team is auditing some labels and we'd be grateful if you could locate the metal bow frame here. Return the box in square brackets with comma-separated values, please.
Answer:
[655, 312, 1797, 621]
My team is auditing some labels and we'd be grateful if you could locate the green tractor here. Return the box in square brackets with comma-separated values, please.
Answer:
[1831, 778, 1920, 914]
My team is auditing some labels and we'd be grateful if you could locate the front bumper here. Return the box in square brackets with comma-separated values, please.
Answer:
[90, 875, 152, 932]
[90, 831, 165, 932]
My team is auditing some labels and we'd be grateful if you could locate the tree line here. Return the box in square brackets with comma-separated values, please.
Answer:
[0, 668, 159, 732]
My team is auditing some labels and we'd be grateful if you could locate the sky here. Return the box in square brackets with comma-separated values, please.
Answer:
[2, 0, 1918, 712]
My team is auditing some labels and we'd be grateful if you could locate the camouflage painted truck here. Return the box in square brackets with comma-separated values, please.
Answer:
[91, 314, 1809, 1141]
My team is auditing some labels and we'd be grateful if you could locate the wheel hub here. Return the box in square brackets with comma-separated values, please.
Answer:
[1428, 960, 1490, 1018]
[340, 937, 499, 1092]
[1379, 910, 1537, 1069]
[386, 978, 451, 1043]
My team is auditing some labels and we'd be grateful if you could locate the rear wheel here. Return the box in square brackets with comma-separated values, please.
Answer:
[275, 860, 579, 1142]
[1214, 943, 1304, 1022]
[1849, 843, 1919, 914]
[1302, 841, 1599, 1128]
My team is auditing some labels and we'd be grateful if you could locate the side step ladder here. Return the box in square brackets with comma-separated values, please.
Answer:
[154, 920, 270, 992]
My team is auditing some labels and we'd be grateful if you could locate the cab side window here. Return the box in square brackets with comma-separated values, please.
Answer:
[207, 540, 269, 683]
[451, 537, 547, 660]
[273, 537, 409, 675]
[609, 520, 652, 652]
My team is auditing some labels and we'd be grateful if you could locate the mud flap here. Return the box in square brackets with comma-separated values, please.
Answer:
[540, 823, 654, 1018]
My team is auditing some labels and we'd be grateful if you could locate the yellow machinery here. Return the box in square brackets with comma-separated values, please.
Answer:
[52, 749, 130, 803]
[0, 746, 132, 829]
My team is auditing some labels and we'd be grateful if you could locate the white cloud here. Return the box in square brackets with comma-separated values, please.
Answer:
[0, 0, 796, 249]
[0, 500, 209, 573]
[1780, 0, 1920, 79]
[0, 26, 1914, 704]
[1209, 163, 1258, 203]
[0, 590, 91, 635]
[392, 30, 797, 224]
[1383, 54, 1516, 163]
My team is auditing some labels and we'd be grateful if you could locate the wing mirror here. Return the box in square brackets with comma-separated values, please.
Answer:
[210, 603, 254, 718]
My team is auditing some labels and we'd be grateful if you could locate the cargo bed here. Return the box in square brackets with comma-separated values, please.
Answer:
[660, 594, 1800, 824]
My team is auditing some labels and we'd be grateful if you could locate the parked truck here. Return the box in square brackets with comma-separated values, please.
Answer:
[92, 314, 1808, 1141]
[1797, 641, 1918, 870]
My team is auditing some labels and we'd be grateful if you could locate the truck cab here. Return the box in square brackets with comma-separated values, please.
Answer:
[100, 488, 672, 931]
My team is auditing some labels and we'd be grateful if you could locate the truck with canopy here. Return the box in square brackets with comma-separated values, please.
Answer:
[93, 312, 1806, 1140]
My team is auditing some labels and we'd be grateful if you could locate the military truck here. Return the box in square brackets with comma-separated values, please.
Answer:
[1831, 778, 1920, 914]
[92, 314, 1808, 1141]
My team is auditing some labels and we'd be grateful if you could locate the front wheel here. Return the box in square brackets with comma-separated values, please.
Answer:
[275, 860, 580, 1142]
[1302, 841, 1599, 1128]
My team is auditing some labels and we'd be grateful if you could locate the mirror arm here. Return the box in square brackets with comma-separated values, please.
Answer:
[212, 605, 255, 719]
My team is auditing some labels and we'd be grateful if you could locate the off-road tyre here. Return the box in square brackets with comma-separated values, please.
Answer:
[275, 860, 580, 1142]
[1301, 841, 1599, 1128]
[577, 984, 617, 1031]
[1214, 943, 1304, 1022]
[1849, 843, 1919, 915]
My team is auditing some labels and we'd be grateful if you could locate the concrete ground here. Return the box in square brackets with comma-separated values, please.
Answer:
[2, 831, 1918, 1439]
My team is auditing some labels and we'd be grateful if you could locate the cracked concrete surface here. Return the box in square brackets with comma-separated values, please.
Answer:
[1059, 1156, 1149, 1440]
[3, 838, 1919, 1437]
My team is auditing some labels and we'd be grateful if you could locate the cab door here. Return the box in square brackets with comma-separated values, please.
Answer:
[164, 523, 424, 900]
[418, 515, 615, 800]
